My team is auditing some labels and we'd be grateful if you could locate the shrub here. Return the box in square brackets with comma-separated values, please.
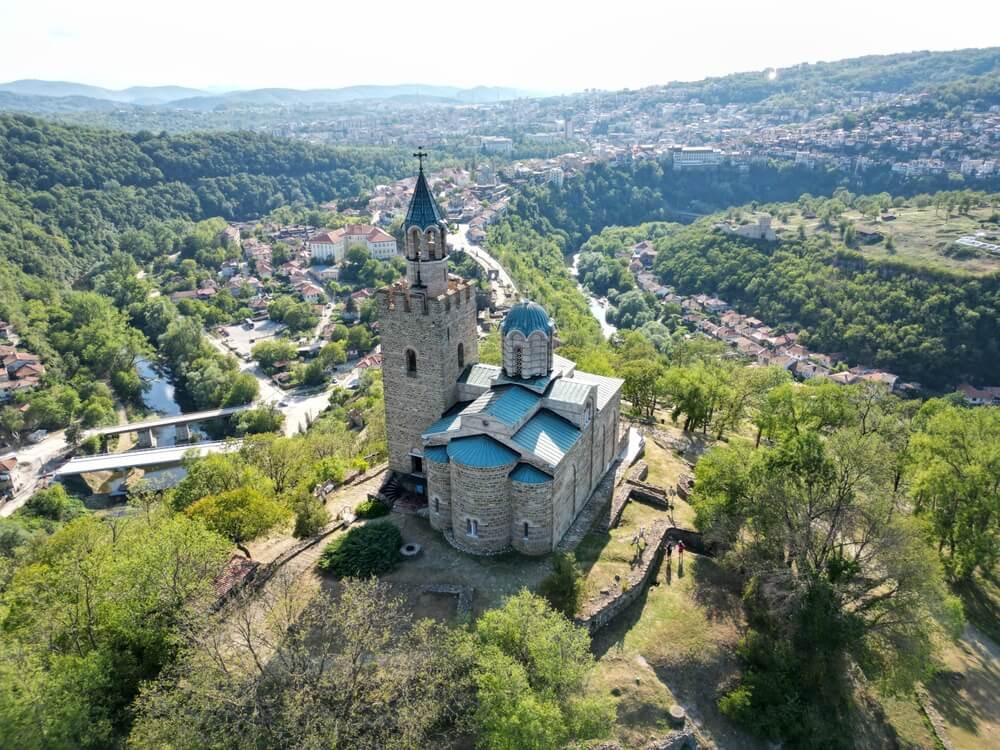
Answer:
[538, 551, 584, 618]
[317, 521, 402, 578]
[354, 497, 390, 519]
[292, 495, 331, 539]
[22, 485, 86, 522]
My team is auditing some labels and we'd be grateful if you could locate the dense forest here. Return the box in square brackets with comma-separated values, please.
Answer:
[518, 158, 999, 250]
[0, 114, 411, 278]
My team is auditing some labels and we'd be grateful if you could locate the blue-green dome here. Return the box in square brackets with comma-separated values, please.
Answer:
[501, 301, 552, 337]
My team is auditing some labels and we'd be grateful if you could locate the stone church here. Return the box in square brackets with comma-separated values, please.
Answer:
[377, 156, 623, 555]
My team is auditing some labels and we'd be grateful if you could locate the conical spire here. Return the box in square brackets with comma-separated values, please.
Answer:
[405, 149, 445, 230]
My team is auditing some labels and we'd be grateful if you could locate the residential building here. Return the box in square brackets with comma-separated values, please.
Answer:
[308, 225, 398, 263]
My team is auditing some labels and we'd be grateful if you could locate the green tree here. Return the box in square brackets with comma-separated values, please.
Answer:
[235, 405, 284, 435]
[251, 339, 298, 374]
[0, 511, 229, 749]
[186, 486, 290, 558]
[908, 402, 1000, 578]
[472, 591, 614, 750]
[170, 452, 273, 511]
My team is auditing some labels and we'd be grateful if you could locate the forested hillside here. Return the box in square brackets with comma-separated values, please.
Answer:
[0, 115, 410, 278]
[649, 47, 1000, 107]
[496, 164, 1000, 387]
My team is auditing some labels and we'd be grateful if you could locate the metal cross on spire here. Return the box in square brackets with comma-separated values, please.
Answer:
[413, 147, 428, 170]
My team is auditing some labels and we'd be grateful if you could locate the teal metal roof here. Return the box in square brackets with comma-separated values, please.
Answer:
[546, 377, 594, 406]
[447, 436, 518, 468]
[501, 300, 553, 337]
[424, 409, 465, 435]
[405, 169, 445, 230]
[424, 445, 449, 463]
[509, 463, 553, 484]
[463, 386, 540, 427]
[493, 370, 554, 393]
[458, 363, 501, 388]
[512, 409, 582, 465]
[570, 370, 624, 410]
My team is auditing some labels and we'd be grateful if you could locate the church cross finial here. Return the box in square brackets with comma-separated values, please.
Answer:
[413, 147, 428, 171]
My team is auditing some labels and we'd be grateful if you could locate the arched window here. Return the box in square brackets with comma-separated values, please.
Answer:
[457, 342, 465, 369]
[407, 227, 421, 259]
[513, 345, 523, 377]
[434, 497, 440, 513]
[425, 227, 439, 259]
[405, 349, 417, 374]
[523, 521, 530, 540]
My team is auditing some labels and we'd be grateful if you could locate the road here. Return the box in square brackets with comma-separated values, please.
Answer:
[1, 430, 69, 517]
[451, 223, 518, 306]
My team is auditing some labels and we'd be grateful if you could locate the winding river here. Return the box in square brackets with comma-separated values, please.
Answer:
[569, 252, 617, 340]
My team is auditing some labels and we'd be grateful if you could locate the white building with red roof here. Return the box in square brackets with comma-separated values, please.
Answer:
[308, 224, 398, 263]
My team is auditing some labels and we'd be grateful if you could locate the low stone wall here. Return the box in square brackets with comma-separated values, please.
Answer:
[421, 583, 474, 617]
[645, 730, 701, 750]
[576, 525, 714, 635]
[607, 461, 649, 530]
[576, 520, 670, 635]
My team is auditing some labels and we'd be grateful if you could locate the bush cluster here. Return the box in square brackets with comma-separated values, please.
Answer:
[317, 521, 402, 578]
[354, 497, 390, 519]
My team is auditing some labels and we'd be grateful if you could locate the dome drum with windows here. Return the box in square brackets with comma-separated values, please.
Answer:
[501, 301, 555, 379]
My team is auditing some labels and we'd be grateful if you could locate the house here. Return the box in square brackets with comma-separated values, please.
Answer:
[957, 383, 1000, 405]
[858, 370, 900, 390]
[169, 288, 217, 303]
[758, 353, 796, 371]
[298, 282, 325, 303]
[220, 226, 242, 249]
[631, 241, 658, 268]
[704, 297, 730, 313]
[0, 455, 17, 496]
[220, 259, 241, 278]
[735, 338, 765, 358]
[793, 360, 831, 380]
[829, 372, 858, 385]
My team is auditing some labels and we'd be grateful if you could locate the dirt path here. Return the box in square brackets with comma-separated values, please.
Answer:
[927, 624, 1000, 749]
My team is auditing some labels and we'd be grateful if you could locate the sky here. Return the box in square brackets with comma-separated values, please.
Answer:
[0, 0, 997, 93]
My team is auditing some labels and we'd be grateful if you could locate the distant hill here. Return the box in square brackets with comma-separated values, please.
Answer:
[165, 84, 533, 109]
[0, 79, 211, 104]
[0, 80, 535, 110]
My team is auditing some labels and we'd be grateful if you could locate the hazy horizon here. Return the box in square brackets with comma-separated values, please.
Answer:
[1, 0, 998, 94]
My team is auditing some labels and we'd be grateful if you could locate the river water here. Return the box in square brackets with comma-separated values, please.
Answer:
[86, 359, 194, 496]
[569, 252, 618, 340]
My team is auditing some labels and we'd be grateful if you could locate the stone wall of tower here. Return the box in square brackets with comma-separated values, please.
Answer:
[378, 282, 479, 474]
[426, 457, 452, 531]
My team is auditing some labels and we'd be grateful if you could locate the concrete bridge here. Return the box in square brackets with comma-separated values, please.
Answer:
[83, 405, 255, 448]
[54, 440, 243, 477]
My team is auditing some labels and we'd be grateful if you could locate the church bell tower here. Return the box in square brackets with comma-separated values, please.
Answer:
[377, 150, 480, 482]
